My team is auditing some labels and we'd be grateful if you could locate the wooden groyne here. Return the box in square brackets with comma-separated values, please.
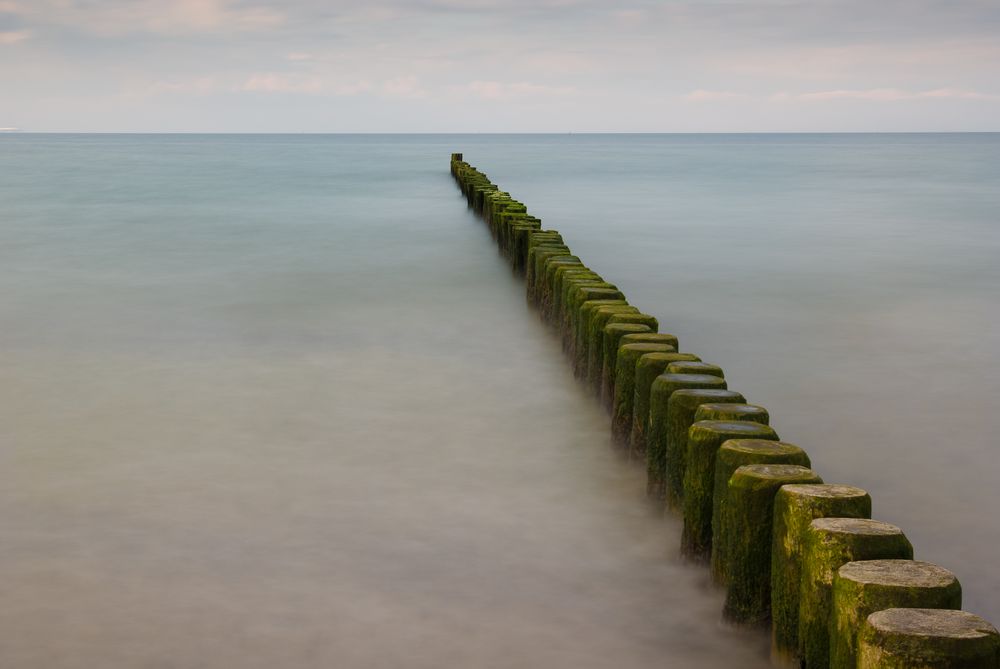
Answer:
[449, 153, 1000, 668]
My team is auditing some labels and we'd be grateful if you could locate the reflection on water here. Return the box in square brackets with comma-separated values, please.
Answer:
[0, 135, 774, 668]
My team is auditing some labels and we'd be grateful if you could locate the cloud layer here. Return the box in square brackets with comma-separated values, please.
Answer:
[1, 0, 998, 131]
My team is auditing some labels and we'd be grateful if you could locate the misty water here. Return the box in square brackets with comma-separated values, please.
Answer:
[1, 134, 997, 667]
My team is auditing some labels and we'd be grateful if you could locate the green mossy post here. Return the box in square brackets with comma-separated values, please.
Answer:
[526, 246, 571, 300]
[531, 256, 581, 307]
[557, 275, 602, 324]
[526, 246, 570, 300]
[527, 230, 562, 246]
[552, 271, 601, 325]
[575, 301, 635, 378]
[570, 298, 627, 361]
[694, 403, 770, 425]
[611, 344, 678, 447]
[629, 353, 702, 456]
[561, 282, 618, 337]
[721, 464, 823, 626]
[585, 311, 652, 384]
[831, 560, 962, 669]
[497, 208, 528, 249]
[858, 609, 1000, 669]
[538, 260, 586, 316]
[497, 208, 531, 253]
[619, 332, 678, 348]
[481, 192, 507, 225]
[711, 440, 812, 586]
[654, 388, 743, 507]
[508, 215, 541, 254]
[526, 233, 565, 274]
[599, 325, 658, 409]
[583, 306, 642, 386]
[666, 361, 724, 378]
[564, 289, 624, 354]
[648, 380, 734, 485]
[510, 220, 543, 270]
[536, 253, 581, 290]
[600, 314, 659, 385]
[485, 195, 514, 231]
[799, 520, 914, 669]
[607, 312, 659, 331]
[679, 419, 776, 557]
[771, 485, 872, 665]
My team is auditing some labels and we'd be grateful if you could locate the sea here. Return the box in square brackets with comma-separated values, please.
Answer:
[1, 133, 997, 668]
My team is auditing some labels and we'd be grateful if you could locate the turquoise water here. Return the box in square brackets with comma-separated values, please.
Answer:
[1, 134, 997, 666]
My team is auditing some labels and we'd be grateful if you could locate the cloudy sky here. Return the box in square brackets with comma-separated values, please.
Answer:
[2, 0, 999, 132]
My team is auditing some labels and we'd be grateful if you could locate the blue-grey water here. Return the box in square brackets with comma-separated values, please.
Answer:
[0, 134, 997, 667]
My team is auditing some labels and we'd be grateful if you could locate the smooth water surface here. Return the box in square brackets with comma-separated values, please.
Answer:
[0, 134, 768, 668]
[1, 134, 998, 667]
[457, 133, 1000, 618]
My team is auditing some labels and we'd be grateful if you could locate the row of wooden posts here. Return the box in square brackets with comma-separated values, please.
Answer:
[450, 152, 999, 669]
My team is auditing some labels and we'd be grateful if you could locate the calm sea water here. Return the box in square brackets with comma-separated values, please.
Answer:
[0, 134, 997, 667]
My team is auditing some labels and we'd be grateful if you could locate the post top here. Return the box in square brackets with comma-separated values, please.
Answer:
[838, 559, 959, 588]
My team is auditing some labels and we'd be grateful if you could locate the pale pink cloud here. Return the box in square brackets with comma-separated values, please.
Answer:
[2, 0, 283, 36]
[683, 89, 746, 102]
[241, 74, 328, 94]
[239, 73, 377, 96]
[148, 77, 219, 94]
[0, 29, 30, 44]
[381, 76, 426, 99]
[700, 41, 1000, 87]
[775, 88, 1000, 102]
[465, 80, 576, 100]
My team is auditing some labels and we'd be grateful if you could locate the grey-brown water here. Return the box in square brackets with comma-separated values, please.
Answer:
[1, 134, 997, 666]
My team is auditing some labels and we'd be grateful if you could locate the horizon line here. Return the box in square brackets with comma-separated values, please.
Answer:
[4, 130, 1000, 135]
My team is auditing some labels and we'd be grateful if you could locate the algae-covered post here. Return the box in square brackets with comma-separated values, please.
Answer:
[629, 353, 703, 456]
[575, 301, 635, 378]
[679, 419, 776, 558]
[858, 608, 1000, 669]
[611, 344, 678, 447]
[598, 324, 654, 408]
[658, 387, 744, 506]
[694, 403, 770, 425]
[587, 310, 658, 393]
[720, 464, 822, 626]
[830, 560, 962, 669]
[710, 440, 811, 586]
[770, 484, 871, 665]
[798, 520, 914, 669]
[602, 330, 676, 408]
[647, 381, 733, 503]
[666, 361, 723, 378]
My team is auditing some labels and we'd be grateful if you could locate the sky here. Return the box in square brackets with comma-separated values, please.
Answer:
[1, 0, 999, 132]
